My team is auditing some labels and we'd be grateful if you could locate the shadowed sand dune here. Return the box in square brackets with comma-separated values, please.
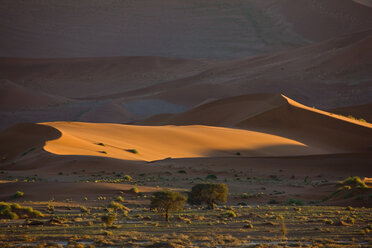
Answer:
[0, 79, 69, 111]
[1, 0, 372, 58]
[0, 57, 215, 98]
[328, 102, 372, 123]
[139, 94, 372, 153]
[134, 30, 372, 109]
[0, 29, 371, 132]
[0, 123, 61, 161]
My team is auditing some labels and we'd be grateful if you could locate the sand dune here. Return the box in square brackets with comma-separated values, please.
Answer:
[1, 0, 371, 59]
[143, 30, 372, 109]
[77, 100, 136, 124]
[328, 102, 372, 123]
[1, 30, 371, 131]
[41, 121, 325, 162]
[0, 57, 214, 98]
[0, 79, 68, 111]
[140, 94, 372, 153]
[0, 95, 371, 166]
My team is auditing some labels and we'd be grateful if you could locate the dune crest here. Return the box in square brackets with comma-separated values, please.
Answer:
[139, 94, 372, 153]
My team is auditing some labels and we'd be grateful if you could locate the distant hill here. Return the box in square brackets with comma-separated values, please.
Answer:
[1, 0, 372, 58]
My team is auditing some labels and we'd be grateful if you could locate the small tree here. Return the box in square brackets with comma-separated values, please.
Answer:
[150, 190, 186, 222]
[188, 183, 228, 209]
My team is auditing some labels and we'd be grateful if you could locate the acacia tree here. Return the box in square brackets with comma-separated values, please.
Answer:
[150, 190, 186, 222]
[188, 183, 228, 209]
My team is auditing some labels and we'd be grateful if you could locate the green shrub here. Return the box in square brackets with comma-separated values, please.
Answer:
[285, 199, 304, 206]
[222, 210, 236, 218]
[178, 170, 187, 174]
[116, 196, 125, 202]
[126, 149, 139, 154]
[130, 187, 139, 194]
[188, 183, 228, 209]
[13, 191, 24, 198]
[150, 190, 186, 222]
[124, 175, 132, 181]
[80, 206, 89, 213]
[243, 224, 253, 229]
[205, 174, 217, 180]
[268, 199, 279, 204]
[101, 213, 117, 226]
[108, 201, 129, 211]
[0, 202, 43, 219]
[342, 176, 368, 189]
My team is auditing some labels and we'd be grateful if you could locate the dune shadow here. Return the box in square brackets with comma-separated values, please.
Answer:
[0, 123, 62, 163]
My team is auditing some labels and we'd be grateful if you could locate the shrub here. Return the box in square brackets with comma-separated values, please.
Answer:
[150, 190, 186, 222]
[205, 174, 217, 180]
[116, 196, 125, 202]
[188, 183, 228, 209]
[342, 176, 368, 189]
[101, 213, 117, 226]
[178, 170, 187, 174]
[285, 199, 304, 206]
[268, 199, 279, 204]
[222, 210, 236, 218]
[126, 149, 139, 154]
[325, 219, 334, 225]
[80, 206, 89, 213]
[130, 187, 139, 194]
[243, 224, 253, 229]
[123, 175, 132, 181]
[13, 191, 24, 198]
[108, 201, 129, 211]
[0, 202, 43, 219]
[46, 204, 54, 212]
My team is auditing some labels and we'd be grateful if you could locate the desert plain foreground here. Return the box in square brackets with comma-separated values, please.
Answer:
[0, 94, 371, 247]
[0, 0, 372, 247]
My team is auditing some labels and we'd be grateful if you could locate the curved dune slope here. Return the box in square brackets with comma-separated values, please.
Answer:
[40, 122, 325, 162]
[0, 57, 213, 98]
[124, 30, 372, 109]
[139, 94, 372, 153]
[0, 79, 68, 111]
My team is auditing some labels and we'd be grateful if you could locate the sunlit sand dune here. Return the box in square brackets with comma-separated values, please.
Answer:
[41, 122, 322, 162]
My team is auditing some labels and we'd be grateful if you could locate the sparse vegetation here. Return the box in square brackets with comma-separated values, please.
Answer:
[188, 183, 228, 209]
[126, 149, 139, 154]
[123, 175, 132, 181]
[101, 213, 117, 226]
[0, 202, 43, 219]
[285, 199, 304, 206]
[13, 191, 24, 198]
[150, 190, 186, 222]
[205, 174, 217, 180]
[130, 187, 139, 194]
[342, 176, 368, 189]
